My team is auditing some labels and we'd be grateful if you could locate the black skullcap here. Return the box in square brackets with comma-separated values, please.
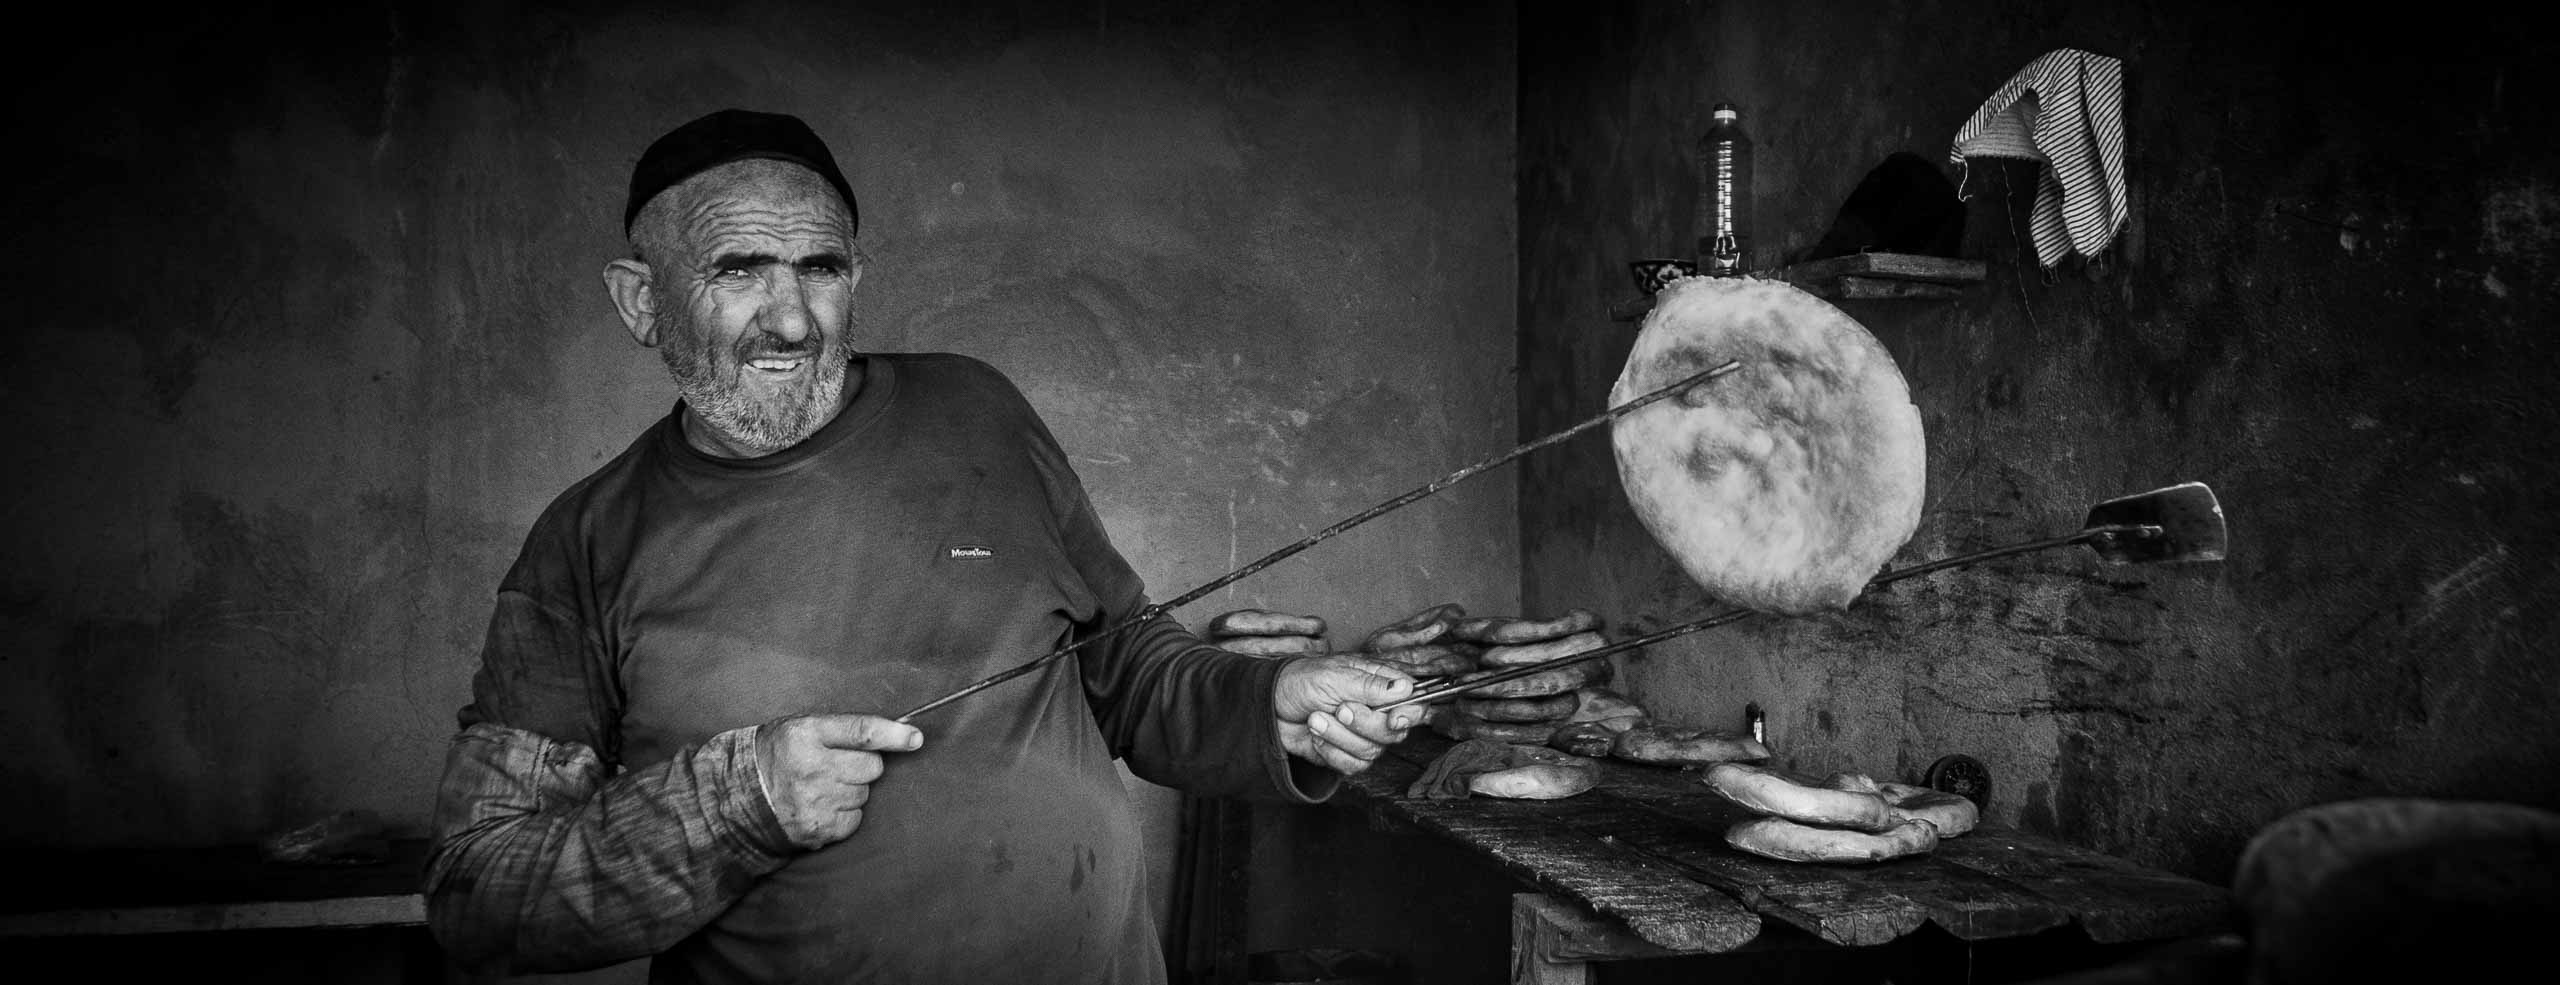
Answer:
[622, 109, 859, 236]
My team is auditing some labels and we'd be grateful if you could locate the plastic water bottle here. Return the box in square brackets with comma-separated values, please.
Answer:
[1695, 103, 1754, 276]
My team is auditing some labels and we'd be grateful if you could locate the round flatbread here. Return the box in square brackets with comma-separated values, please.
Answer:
[1478, 631, 1607, 669]
[1430, 712, 1560, 745]
[1446, 657, 1610, 699]
[1207, 608, 1327, 638]
[1366, 642, 1479, 677]
[1879, 782, 1979, 837]
[1704, 762, 1895, 831]
[1214, 634, 1327, 657]
[1456, 692, 1579, 723]
[1450, 609, 1602, 645]
[1363, 602, 1466, 650]
[1565, 686, 1649, 727]
[1609, 276, 1926, 614]
[1614, 724, 1769, 767]
[1470, 762, 1599, 800]
[1547, 721, 1622, 757]
[1727, 816, 1939, 864]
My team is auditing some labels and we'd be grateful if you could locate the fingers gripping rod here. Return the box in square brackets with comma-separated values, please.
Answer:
[893, 359, 1745, 723]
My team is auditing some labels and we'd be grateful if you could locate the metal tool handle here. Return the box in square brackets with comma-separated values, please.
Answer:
[894, 359, 1746, 723]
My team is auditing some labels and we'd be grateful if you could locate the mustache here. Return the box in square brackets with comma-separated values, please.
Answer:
[737, 333, 826, 361]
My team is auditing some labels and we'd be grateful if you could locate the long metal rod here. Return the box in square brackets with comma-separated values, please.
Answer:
[895, 359, 1746, 723]
[1376, 524, 2154, 713]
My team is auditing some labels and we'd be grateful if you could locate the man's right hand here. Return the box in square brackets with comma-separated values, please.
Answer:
[752, 714, 924, 849]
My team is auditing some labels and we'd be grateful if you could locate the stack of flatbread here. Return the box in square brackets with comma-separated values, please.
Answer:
[1354, 602, 1481, 678]
[1388, 606, 1614, 747]
[1202, 608, 1330, 657]
[1704, 762, 1979, 864]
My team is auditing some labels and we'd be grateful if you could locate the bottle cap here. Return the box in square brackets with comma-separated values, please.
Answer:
[1712, 102, 1739, 121]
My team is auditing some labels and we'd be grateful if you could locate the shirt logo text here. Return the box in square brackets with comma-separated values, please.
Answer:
[948, 545, 995, 560]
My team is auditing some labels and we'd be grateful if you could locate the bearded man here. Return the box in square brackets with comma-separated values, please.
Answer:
[421, 109, 1418, 984]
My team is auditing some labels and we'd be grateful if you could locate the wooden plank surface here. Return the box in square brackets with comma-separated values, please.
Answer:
[1342, 753, 1761, 953]
[1347, 735, 2233, 953]
[1929, 828, 2239, 943]
[1505, 792, 1924, 946]
[1513, 892, 1687, 964]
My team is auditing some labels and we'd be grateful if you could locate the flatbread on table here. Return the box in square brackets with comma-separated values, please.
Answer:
[1610, 276, 1926, 614]
[1727, 815, 1940, 864]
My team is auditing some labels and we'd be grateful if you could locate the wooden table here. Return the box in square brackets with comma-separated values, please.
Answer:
[1336, 735, 2238, 984]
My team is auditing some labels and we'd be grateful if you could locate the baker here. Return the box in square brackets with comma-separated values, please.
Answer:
[421, 108, 1419, 984]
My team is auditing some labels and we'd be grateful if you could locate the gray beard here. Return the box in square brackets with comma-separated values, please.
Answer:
[661, 342, 851, 457]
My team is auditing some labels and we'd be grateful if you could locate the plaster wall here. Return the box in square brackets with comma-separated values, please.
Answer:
[0, 0, 1515, 977]
[1517, 0, 2560, 884]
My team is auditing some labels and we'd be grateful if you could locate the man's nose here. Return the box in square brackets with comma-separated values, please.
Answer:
[759, 270, 815, 342]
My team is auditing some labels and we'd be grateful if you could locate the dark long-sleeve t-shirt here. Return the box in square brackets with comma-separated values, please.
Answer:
[423, 352, 1329, 983]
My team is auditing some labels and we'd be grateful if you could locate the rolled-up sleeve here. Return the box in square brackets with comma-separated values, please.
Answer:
[423, 721, 796, 974]
[424, 527, 802, 974]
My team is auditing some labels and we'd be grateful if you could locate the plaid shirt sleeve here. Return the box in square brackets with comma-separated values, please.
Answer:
[421, 720, 799, 974]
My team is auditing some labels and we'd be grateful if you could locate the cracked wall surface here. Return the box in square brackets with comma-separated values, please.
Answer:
[1516, 0, 2560, 883]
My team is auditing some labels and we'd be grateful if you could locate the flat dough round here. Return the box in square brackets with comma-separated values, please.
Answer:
[1364, 602, 1466, 650]
[1727, 816, 1939, 864]
[1610, 276, 1926, 614]
[1704, 762, 1895, 831]
[1451, 609, 1602, 645]
[1564, 686, 1649, 727]
[1366, 642, 1479, 677]
[1470, 762, 1599, 800]
[1614, 725, 1770, 767]
[1479, 631, 1607, 668]
[1879, 782, 1979, 837]
[1457, 692, 1579, 723]
[1214, 634, 1327, 656]
[1447, 657, 1609, 699]
[1430, 712, 1560, 745]
[1548, 721, 1621, 757]
[1207, 609, 1327, 638]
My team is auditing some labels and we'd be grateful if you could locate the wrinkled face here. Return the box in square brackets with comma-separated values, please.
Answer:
[634, 159, 862, 457]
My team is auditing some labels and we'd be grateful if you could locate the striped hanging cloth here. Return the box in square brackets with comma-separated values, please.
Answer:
[1950, 48, 2127, 268]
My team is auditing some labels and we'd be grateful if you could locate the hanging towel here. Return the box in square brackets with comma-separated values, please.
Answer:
[1950, 48, 2127, 268]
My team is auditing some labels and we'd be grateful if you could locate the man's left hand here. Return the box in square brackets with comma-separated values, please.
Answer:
[1273, 654, 1421, 776]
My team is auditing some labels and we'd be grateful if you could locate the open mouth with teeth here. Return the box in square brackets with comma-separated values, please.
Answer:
[748, 356, 808, 374]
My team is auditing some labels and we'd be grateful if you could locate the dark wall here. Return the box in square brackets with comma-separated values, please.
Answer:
[0, 0, 1515, 976]
[1518, 0, 2560, 883]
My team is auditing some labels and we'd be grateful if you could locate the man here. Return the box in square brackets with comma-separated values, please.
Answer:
[423, 109, 1419, 984]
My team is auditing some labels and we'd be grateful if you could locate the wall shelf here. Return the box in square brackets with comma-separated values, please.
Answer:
[1609, 253, 1986, 321]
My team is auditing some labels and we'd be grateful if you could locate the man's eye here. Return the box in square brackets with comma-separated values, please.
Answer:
[803, 263, 842, 279]
[713, 267, 754, 282]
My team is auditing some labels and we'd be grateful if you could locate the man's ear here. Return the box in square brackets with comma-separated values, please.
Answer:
[603, 258, 660, 347]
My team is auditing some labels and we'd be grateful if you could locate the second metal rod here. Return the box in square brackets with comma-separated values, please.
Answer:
[1376, 524, 2155, 713]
